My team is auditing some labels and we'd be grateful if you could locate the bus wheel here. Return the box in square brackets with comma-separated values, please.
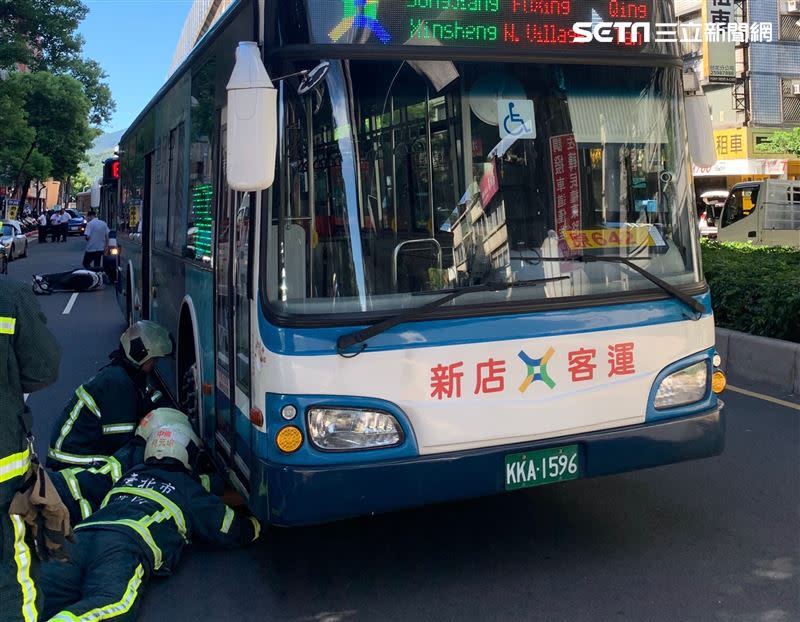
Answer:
[126, 281, 133, 326]
[179, 362, 200, 431]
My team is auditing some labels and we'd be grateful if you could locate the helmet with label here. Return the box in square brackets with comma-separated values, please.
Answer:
[136, 407, 191, 441]
[120, 320, 172, 367]
[144, 422, 202, 470]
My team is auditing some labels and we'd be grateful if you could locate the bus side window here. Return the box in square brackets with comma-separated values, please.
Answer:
[187, 59, 217, 265]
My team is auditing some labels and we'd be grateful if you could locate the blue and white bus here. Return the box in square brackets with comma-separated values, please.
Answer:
[114, 0, 725, 526]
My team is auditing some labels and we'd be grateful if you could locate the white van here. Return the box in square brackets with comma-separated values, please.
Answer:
[718, 180, 800, 247]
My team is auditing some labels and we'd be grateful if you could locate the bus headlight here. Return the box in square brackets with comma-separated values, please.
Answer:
[306, 408, 403, 451]
[654, 362, 708, 409]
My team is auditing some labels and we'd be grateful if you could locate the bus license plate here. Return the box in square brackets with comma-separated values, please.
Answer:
[504, 445, 581, 491]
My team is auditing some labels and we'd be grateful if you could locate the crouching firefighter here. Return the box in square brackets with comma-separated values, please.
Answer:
[40, 417, 260, 622]
[48, 408, 220, 527]
[47, 321, 172, 471]
[1, 278, 61, 622]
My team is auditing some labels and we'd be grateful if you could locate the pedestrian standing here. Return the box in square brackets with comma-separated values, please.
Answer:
[0, 278, 62, 622]
[57, 209, 69, 243]
[82, 210, 109, 270]
[37, 212, 48, 244]
[49, 210, 61, 243]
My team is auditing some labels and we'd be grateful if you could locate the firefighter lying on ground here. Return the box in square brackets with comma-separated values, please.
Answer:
[48, 408, 219, 527]
[40, 415, 260, 621]
[47, 321, 173, 470]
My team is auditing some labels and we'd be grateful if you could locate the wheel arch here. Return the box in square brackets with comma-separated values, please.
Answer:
[177, 296, 205, 438]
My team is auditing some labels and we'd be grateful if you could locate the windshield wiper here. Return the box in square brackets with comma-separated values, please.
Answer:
[336, 276, 569, 355]
[569, 255, 706, 316]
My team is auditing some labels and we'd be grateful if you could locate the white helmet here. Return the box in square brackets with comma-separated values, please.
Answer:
[144, 422, 202, 470]
[135, 407, 191, 441]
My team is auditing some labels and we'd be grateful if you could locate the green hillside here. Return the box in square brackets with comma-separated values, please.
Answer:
[80, 129, 124, 181]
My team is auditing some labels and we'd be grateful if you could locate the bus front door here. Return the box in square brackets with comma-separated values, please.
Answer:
[213, 115, 254, 495]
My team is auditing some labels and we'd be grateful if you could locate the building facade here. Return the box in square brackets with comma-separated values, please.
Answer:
[676, 0, 800, 191]
[169, 0, 236, 77]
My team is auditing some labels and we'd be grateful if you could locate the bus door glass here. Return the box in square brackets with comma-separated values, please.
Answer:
[213, 112, 252, 486]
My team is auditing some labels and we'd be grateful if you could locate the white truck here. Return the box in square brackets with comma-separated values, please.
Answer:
[718, 180, 800, 247]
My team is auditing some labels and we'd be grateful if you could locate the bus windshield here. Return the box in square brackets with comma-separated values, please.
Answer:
[266, 60, 699, 318]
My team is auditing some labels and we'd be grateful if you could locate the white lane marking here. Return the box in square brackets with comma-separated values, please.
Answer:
[727, 385, 800, 412]
[62, 293, 79, 315]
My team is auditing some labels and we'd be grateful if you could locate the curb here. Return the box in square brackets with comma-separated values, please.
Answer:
[716, 327, 800, 396]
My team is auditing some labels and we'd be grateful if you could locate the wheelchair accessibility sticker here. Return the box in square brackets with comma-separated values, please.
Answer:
[498, 99, 536, 140]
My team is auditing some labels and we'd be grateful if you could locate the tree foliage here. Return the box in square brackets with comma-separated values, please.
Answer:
[1, 72, 96, 201]
[755, 127, 800, 158]
[0, 0, 115, 126]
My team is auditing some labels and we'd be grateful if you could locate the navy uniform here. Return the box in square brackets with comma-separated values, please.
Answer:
[1, 279, 61, 622]
[47, 321, 172, 471]
[41, 421, 259, 622]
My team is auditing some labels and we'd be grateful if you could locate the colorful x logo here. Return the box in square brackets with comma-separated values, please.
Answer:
[518, 347, 556, 392]
[329, 0, 391, 44]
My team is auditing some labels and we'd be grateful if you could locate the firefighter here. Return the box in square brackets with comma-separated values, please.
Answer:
[40, 417, 260, 621]
[48, 408, 213, 527]
[47, 321, 173, 471]
[1, 278, 61, 622]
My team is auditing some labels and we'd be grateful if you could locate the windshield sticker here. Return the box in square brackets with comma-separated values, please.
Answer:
[429, 342, 637, 400]
[498, 99, 536, 140]
[563, 227, 662, 250]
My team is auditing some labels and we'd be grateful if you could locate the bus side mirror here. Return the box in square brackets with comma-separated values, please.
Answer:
[90, 178, 101, 209]
[684, 94, 717, 168]
[226, 42, 277, 192]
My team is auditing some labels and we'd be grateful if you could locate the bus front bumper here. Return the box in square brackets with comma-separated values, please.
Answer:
[255, 406, 724, 527]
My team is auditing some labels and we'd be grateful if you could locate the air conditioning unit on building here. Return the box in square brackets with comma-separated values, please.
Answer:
[787, 0, 800, 13]
[793, 82, 800, 96]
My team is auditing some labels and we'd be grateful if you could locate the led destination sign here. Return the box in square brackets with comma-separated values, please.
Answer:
[308, 0, 672, 52]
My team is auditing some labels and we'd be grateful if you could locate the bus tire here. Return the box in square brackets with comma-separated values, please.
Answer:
[177, 304, 202, 436]
[126, 279, 134, 327]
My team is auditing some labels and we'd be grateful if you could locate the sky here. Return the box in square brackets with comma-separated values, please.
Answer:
[78, 0, 195, 133]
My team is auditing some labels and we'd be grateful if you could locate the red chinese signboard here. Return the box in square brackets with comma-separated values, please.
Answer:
[550, 134, 582, 265]
[479, 159, 500, 208]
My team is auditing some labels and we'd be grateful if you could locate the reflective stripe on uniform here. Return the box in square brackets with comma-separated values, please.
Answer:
[102, 487, 187, 540]
[249, 516, 261, 542]
[199, 474, 211, 492]
[61, 470, 93, 520]
[0, 316, 16, 334]
[75, 519, 163, 569]
[87, 456, 123, 483]
[220, 506, 235, 534]
[0, 448, 30, 483]
[101, 424, 135, 435]
[51, 564, 144, 622]
[11, 514, 38, 622]
[53, 386, 102, 452]
[47, 449, 109, 468]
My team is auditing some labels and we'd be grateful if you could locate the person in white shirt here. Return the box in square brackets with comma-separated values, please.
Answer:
[37, 212, 49, 243]
[49, 209, 62, 242]
[82, 210, 109, 269]
[57, 209, 70, 242]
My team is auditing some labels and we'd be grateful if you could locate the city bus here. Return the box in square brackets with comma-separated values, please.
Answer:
[114, 0, 725, 526]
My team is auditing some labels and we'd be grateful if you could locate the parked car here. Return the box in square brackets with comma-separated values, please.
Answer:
[0, 245, 7, 275]
[1, 220, 29, 261]
[697, 190, 728, 239]
[66, 208, 87, 235]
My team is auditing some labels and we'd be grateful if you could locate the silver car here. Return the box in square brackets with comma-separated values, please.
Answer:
[1, 220, 29, 261]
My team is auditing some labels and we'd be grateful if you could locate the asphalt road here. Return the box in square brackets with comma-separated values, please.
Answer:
[7, 237, 800, 622]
